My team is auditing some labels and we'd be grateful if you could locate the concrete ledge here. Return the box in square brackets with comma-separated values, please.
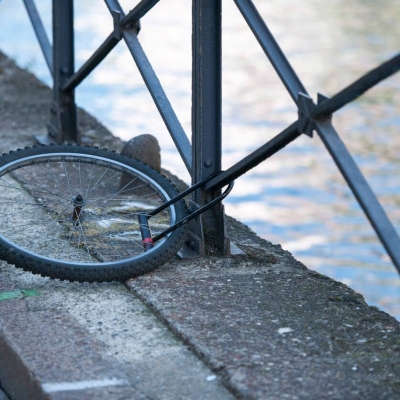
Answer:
[127, 221, 400, 399]
[0, 307, 146, 400]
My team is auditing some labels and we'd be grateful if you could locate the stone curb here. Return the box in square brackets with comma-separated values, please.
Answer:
[126, 242, 400, 400]
[0, 279, 147, 400]
[0, 389, 9, 400]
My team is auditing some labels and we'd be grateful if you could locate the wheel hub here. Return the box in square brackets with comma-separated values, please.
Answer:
[72, 194, 86, 224]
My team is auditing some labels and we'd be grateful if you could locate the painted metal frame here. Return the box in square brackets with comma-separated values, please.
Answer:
[19, 0, 400, 272]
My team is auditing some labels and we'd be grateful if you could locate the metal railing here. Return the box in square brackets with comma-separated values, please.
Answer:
[16, 0, 400, 273]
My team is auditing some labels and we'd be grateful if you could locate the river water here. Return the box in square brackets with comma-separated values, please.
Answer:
[0, 0, 399, 319]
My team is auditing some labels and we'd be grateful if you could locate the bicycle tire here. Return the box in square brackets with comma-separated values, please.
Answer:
[0, 144, 188, 282]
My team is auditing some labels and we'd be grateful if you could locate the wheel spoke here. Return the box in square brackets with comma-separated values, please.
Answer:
[86, 182, 149, 202]
[86, 187, 159, 209]
[74, 211, 94, 262]
[92, 176, 141, 208]
[91, 217, 144, 254]
[35, 160, 71, 194]
[0, 146, 184, 282]
[62, 158, 74, 197]
[85, 161, 96, 198]
[86, 166, 114, 197]
[10, 169, 70, 206]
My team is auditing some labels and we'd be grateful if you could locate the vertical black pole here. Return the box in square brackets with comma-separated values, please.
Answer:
[192, 0, 229, 255]
[49, 0, 79, 143]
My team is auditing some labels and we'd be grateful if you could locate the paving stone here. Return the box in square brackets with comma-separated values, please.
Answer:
[0, 388, 9, 400]
[127, 241, 400, 400]
[0, 311, 144, 400]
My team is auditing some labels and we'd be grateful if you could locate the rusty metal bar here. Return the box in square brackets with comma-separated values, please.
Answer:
[22, 0, 53, 75]
[192, 0, 229, 255]
[205, 121, 301, 191]
[313, 53, 400, 117]
[123, 28, 192, 172]
[49, 0, 79, 143]
[62, 33, 119, 91]
[104, 0, 125, 15]
[315, 119, 400, 273]
[63, 0, 157, 92]
[121, 0, 160, 26]
[101, 0, 193, 172]
[234, 0, 307, 103]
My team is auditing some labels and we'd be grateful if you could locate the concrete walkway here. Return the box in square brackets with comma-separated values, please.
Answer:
[0, 51, 400, 400]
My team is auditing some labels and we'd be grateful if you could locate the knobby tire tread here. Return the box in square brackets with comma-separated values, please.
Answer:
[0, 144, 188, 282]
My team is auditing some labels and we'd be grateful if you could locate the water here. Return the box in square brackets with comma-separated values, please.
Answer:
[0, 0, 399, 319]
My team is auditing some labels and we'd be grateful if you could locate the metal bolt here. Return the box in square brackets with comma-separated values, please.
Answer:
[204, 159, 212, 167]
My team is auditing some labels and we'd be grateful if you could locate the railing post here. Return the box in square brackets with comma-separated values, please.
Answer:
[192, 0, 230, 255]
[48, 0, 79, 143]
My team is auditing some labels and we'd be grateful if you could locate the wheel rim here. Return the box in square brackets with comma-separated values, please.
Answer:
[0, 152, 177, 266]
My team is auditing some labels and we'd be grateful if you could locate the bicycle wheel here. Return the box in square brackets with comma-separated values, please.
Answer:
[0, 144, 188, 282]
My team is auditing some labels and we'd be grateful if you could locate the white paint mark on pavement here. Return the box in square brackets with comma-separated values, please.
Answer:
[42, 378, 130, 393]
[277, 327, 293, 334]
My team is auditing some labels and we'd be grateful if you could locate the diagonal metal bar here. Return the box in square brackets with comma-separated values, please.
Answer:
[102, 0, 192, 172]
[23, 0, 53, 75]
[234, 0, 307, 104]
[104, 0, 125, 16]
[315, 119, 400, 273]
[121, 0, 160, 26]
[62, 33, 119, 91]
[205, 121, 301, 191]
[313, 53, 400, 118]
[123, 28, 192, 173]
[64, 0, 158, 91]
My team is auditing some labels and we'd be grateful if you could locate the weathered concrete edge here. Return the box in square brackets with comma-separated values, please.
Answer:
[0, 296, 147, 400]
[125, 218, 400, 399]
[126, 269, 400, 400]
[127, 284, 222, 365]
[0, 388, 9, 400]
[126, 276, 273, 400]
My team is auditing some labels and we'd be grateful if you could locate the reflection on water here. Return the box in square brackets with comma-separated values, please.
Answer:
[0, 0, 399, 318]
